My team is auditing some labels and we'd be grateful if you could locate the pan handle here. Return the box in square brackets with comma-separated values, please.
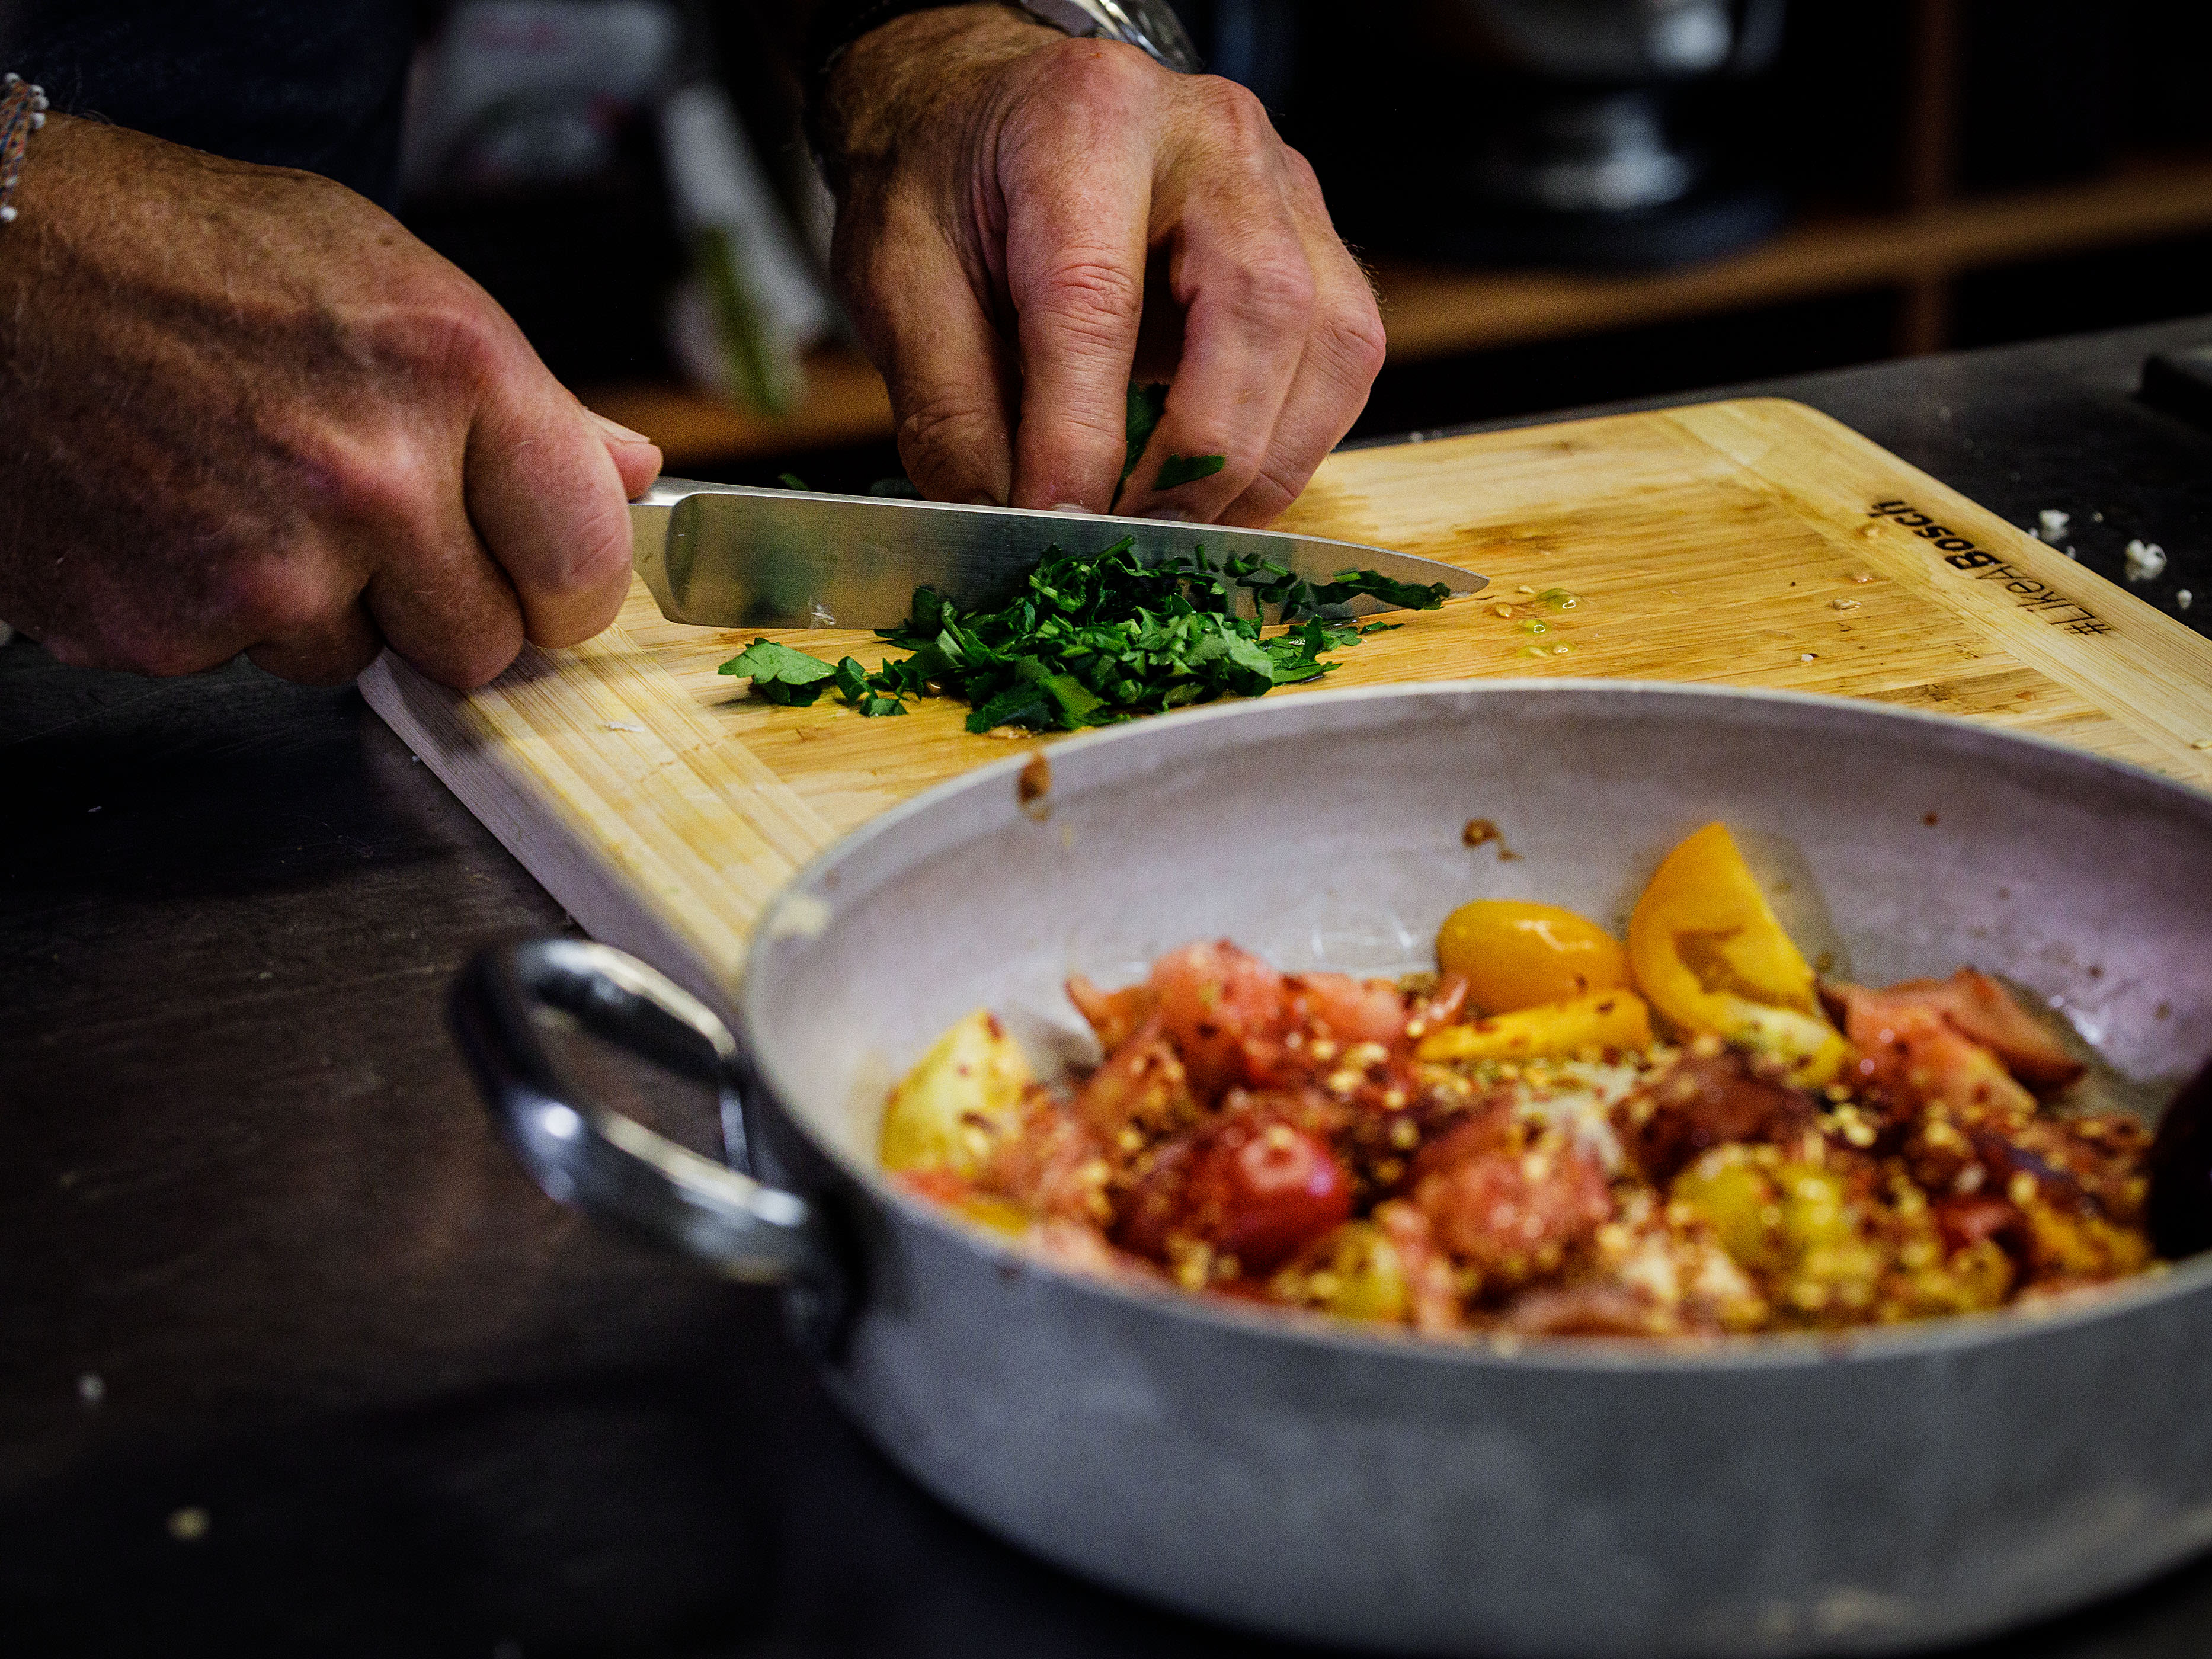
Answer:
[450, 938, 845, 1330]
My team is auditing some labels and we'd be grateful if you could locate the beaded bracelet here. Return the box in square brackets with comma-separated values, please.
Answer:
[0, 73, 50, 228]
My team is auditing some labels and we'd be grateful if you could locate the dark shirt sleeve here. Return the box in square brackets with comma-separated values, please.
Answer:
[1, 0, 418, 207]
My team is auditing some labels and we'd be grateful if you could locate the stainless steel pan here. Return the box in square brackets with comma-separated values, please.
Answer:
[453, 682, 2212, 1658]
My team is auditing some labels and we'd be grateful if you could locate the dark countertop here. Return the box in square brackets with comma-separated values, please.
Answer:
[5, 317, 2211, 1658]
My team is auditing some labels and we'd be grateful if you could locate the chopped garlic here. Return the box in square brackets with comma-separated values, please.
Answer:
[2037, 508, 2070, 543]
[2124, 540, 2167, 583]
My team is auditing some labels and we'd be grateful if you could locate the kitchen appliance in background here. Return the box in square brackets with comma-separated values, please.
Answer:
[1288, 0, 1790, 269]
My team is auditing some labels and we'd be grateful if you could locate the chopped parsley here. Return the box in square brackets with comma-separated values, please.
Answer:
[716, 537, 1449, 734]
[1122, 382, 1169, 483]
[1154, 452, 1228, 490]
[716, 638, 838, 705]
[1120, 383, 1225, 495]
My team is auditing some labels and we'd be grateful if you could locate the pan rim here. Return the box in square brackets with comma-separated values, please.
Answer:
[742, 677, 2212, 1373]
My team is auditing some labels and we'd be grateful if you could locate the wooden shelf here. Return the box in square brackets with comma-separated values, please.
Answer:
[585, 152, 2212, 470]
[585, 347, 894, 473]
[1376, 153, 2212, 361]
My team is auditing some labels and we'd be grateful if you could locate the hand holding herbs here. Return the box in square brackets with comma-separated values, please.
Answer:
[719, 537, 1448, 734]
[816, 7, 1386, 523]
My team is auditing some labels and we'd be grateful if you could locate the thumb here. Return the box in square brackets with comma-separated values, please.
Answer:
[587, 408, 665, 498]
[463, 368, 635, 651]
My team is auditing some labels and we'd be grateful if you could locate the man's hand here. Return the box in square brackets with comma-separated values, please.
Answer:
[818, 6, 1385, 527]
[0, 116, 662, 688]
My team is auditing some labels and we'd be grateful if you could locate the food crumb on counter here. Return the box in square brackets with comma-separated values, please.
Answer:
[1800, 652, 1817, 662]
[603, 721, 645, 733]
[76, 1372, 103, 1406]
[1850, 571, 1875, 584]
[2179, 590, 2194, 611]
[1830, 598, 1861, 611]
[1017, 752, 1052, 813]
[2037, 508, 2070, 543]
[2124, 540, 2168, 583]
[166, 1507, 210, 1542]
[1462, 818, 1521, 860]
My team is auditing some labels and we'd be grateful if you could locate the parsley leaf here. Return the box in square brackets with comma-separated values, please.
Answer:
[1154, 452, 1227, 490]
[778, 472, 811, 491]
[1122, 382, 1169, 483]
[1313, 567, 1454, 611]
[718, 638, 838, 706]
[834, 655, 907, 716]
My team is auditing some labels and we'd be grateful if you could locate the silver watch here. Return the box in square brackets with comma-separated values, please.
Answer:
[1017, 0, 1200, 72]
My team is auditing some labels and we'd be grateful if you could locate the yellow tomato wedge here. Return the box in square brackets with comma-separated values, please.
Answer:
[880, 1008, 1035, 1177]
[1278, 1220, 1414, 1324]
[1416, 988, 1653, 1064]
[1626, 823, 1849, 1086]
[1435, 899, 1633, 1013]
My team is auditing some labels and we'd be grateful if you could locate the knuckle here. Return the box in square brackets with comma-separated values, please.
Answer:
[1196, 76, 1277, 150]
[1231, 467, 1305, 527]
[222, 547, 349, 637]
[374, 286, 516, 388]
[1039, 37, 1157, 111]
[1279, 143, 1327, 200]
[305, 427, 447, 536]
[1029, 255, 1144, 342]
[438, 628, 521, 690]
[896, 394, 1001, 489]
[1220, 248, 1317, 330]
[1321, 294, 1390, 386]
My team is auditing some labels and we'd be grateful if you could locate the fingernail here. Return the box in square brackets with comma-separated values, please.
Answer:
[1137, 506, 1193, 523]
[587, 408, 654, 446]
[1049, 501, 1098, 514]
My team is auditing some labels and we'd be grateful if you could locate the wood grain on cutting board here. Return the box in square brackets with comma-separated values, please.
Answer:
[360, 398, 2212, 1000]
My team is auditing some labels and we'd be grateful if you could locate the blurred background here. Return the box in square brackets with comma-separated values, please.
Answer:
[396, 0, 2212, 490]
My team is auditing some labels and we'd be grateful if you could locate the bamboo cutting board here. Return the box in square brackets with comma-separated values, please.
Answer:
[360, 398, 2212, 1002]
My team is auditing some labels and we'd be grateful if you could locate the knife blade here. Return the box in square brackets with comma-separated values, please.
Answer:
[629, 478, 1485, 630]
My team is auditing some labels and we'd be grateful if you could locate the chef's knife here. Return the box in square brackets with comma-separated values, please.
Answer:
[629, 477, 1484, 629]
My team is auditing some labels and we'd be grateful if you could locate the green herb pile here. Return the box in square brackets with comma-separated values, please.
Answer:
[718, 539, 1448, 734]
[716, 380, 1449, 734]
